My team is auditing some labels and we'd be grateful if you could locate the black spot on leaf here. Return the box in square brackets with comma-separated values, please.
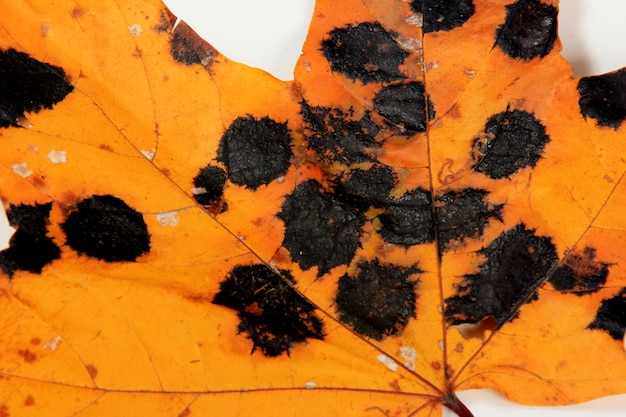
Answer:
[278, 180, 365, 276]
[192, 165, 227, 211]
[472, 109, 550, 179]
[212, 264, 324, 356]
[589, 288, 626, 340]
[0, 203, 60, 277]
[495, 0, 557, 60]
[61, 195, 150, 262]
[321, 22, 408, 84]
[0, 48, 74, 128]
[301, 101, 379, 165]
[435, 189, 503, 251]
[413, 0, 476, 34]
[332, 164, 397, 212]
[549, 247, 609, 296]
[336, 260, 420, 340]
[217, 116, 293, 190]
[578, 68, 626, 129]
[378, 188, 435, 247]
[169, 21, 218, 68]
[374, 82, 435, 132]
[445, 224, 558, 326]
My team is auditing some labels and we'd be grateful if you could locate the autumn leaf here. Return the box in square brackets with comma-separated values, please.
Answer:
[0, 0, 626, 416]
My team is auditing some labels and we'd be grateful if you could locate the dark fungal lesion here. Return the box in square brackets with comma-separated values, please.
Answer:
[0, 202, 61, 277]
[549, 247, 610, 296]
[217, 115, 293, 190]
[192, 165, 228, 213]
[0, 48, 74, 128]
[445, 224, 558, 327]
[61, 195, 150, 262]
[471, 109, 550, 179]
[320, 22, 408, 84]
[494, 0, 558, 61]
[588, 288, 626, 341]
[577, 68, 626, 129]
[413, 0, 476, 34]
[212, 264, 324, 356]
[335, 260, 421, 340]
[373, 81, 436, 133]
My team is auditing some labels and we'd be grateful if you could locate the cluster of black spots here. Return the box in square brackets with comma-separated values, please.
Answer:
[549, 247, 609, 296]
[332, 164, 397, 212]
[378, 188, 435, 247]
[192, 165, 227, 210]
[169, 20, 217, 67]
[588, 288, 626, 340]
[61, 195, 150, 262]
[495, 0, 557, 60]
[278, 180, 366, 276]
[301, 101, 380, 165]
[445, 224, 558, 326]
[0, 203, 61, 277]
[435, 189, 503, 252]
[373, 82, 435, 132]
[472, 109, 550, 179]
[217, 115, 293, 190]
[335, 260, 420, 340]
[320, 22, 408, 84]
[577, 69, 626, 129]
[413, 0, 476, 34]
[0, 48, 74, 128]
[212, 264, 324, 356]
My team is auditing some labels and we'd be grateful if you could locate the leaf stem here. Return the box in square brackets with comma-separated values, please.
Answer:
[442, 392, 474, 417]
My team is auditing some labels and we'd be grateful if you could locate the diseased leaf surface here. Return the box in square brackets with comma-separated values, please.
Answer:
[0, 1, 625, 416]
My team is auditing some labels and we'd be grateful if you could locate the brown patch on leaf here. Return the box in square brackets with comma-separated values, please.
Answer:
[17, 349, 37, 363]
[169, 21, 218, 70]
[86, 364, 98, 379]
[24, 395, 35, 407]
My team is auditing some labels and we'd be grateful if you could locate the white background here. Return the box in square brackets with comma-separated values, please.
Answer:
[2, 1, 626, 416]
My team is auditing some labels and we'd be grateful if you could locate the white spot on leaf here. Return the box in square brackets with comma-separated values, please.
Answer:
[304, 381, 316, 389]
[156, 211, 179, 227]
[191, 187, 206, 195]
[128, 23, 143, 36]
[43, 336, 62, 352]
[12, 163, 32, 178]
[405, 14, 423, 27]
[141, 149, 155, 160]
[399, 346, 417, 371]
[377, 354, 398, 372]
[47, 150, 67, 164]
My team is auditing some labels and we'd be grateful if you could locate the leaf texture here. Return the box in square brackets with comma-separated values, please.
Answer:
[0, 1, 625, 416]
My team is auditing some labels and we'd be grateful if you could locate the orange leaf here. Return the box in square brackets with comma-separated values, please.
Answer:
[0, 1, 625, 416]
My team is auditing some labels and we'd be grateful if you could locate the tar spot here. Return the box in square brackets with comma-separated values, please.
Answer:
[169, 21, 218, 67]
[301, 101, 379, 165]
[336, 260, 420, 340]
[435, 189, 503, 251]
[495, 0, 557, 60]
[332, 164, 397, 212]
[445, 224, 558, 326]
[61, 195, 150, 262]
[549, 247, 609, 296]
[0, 48, 74, 128]
[588, 288, 626, 340]
[577, 68, 626, 129]
[192, 165, 227, 211]
[212, 264, 324, 356]
[374, 82, 435, 132]
[278, 180, 365, 276]
[217, 116, 293, 190]
[378, 188, 435, 247]
[472, 109, 550, 179]
[321, 22, 408, 84]
[413, 0, 476, 34]
[0, 202, 61, 277]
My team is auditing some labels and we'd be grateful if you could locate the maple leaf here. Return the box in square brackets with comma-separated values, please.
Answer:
[0, 1, 625, 416]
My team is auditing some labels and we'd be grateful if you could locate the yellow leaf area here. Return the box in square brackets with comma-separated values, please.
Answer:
[0, 0, 625, 416]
